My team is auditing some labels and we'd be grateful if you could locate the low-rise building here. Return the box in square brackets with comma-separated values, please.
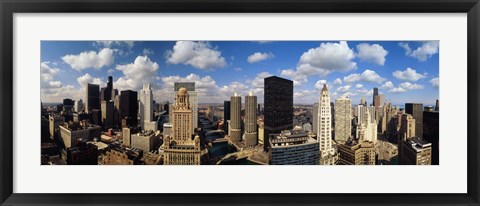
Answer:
[59, 122, 101, 149]
[400, 137, 432, 165]
[337, 140, 376, 165]
[66, 142, 98, 165]
[269, 129, 319, 165]
[102, 148, 143, 165]
[131, 130, 160, 153]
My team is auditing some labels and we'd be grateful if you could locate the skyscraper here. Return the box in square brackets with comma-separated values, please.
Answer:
[223, 100, 230, 134]
[356, 108, 377, 144]
[230, 93, 242, 142]
[372, 87, 378, 106]
[74, 99, 84, 113]
[264, 76, 293, 152]
[312, 103, 319, 134]
[435, 99, 439, 111]
[244, 92, 258, 147]
[405, 103, 423, 138]
[139, 83, 153, 130]
[318, 85, 335, 162]
[399, 113, 416, 141]
[85, 83, 100, 113]
[163, 87, 201, 165]
[101, 100, 114, 129]
[105, 76, 113, 101]
[373, 94, 385, 109]
[423, 111, 439, 165]
[120, 90, 138, 128]
[360, 96, 367, 106]
[334, 96, 352, 143]
[174, 82, 198, 132]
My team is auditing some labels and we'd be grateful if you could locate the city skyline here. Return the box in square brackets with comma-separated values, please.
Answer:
[41, 41, 439, 105]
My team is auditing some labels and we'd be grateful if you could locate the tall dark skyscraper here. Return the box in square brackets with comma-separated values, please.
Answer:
[86, 83, 100, 113]
[264, 76, 293, 151]
[435, 99, 439, 111]
[105, 76, 113, 101]
[372, 87, 379, 107]
[120, 90, 138, 127]
[405, 103, 423, 138]
[223, 100, 230, 134]
[423, 111, 439, 165]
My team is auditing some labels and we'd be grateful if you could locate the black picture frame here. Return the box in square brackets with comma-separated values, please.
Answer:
[1, 0, 479, 205]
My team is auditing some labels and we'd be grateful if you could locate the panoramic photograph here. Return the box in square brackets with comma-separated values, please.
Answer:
[40, 41, 439, 165]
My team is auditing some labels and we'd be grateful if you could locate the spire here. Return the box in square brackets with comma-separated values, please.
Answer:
[321, 84, 328, 92]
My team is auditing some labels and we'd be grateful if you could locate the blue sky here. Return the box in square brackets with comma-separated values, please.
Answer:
[41, 41, 439, 105]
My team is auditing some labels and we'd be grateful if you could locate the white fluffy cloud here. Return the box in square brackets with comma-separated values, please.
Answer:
[166, 41, 227, 70]
[251, 72, 273, 88]
[41, 62, 81, 102]
[355, 84, 363, 89]
[280, 68, 308, 86]
[389, 87, 407, 93]
[114, 55, 159, 91]
[343, 69, 385, 84]
[298, 41, 357, 75]
[356, 43, 389, 65]
[279, 41, 356, 86]
[333, 78, 342, 85]
[399, 41, 439, 61]
[430, 77, 439, 88]
[62, 48, 115, 70]
[247, 52, 274, 63]
[336, 85, 351, 93]
[380, 81, 394, 90]
[314, 79, 328, 89]
[77, 73, 105, 88]
[386, 81, 423, 93]
[158, 73, 260, 103]
[41, 61, 60, 82]
[398, 82, 424, 90]
[294, 89, 317, 99]
[393, 67, 426, 81]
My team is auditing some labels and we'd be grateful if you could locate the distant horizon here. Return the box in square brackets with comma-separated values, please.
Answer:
[41, 41, 439, 105]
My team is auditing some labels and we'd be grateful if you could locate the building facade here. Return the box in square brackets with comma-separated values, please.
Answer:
[264, 76, 294, 151]
[269, 130, 319, 165]
[334, 96, 352, 143]
[223, 100, 230, 134]
[423, 111, 439, 165]
[139, 83, 154, 130]
[174, 82, 198, 132]
[337, 140, 376, 165]
[244, 92, 258, 147]
[163, 87, 201, 165]
[318, 85, 335, 161]
[120, 90, 138, 128]
[230, 93, 242, 142]
[131, 130, 159, 153]
[85, 83, 100, 113]
[400, 137, 432, 165]
[312, 103, 319, 134]
[405, 103, 423, 138]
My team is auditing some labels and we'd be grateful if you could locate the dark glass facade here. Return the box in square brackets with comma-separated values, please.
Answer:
[264, 76, 293, 151]
[120, 90, 138, 127]
[86, 83, 100, 112]
[423, 111, 439, 165]
[223, 100, 230, 134]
